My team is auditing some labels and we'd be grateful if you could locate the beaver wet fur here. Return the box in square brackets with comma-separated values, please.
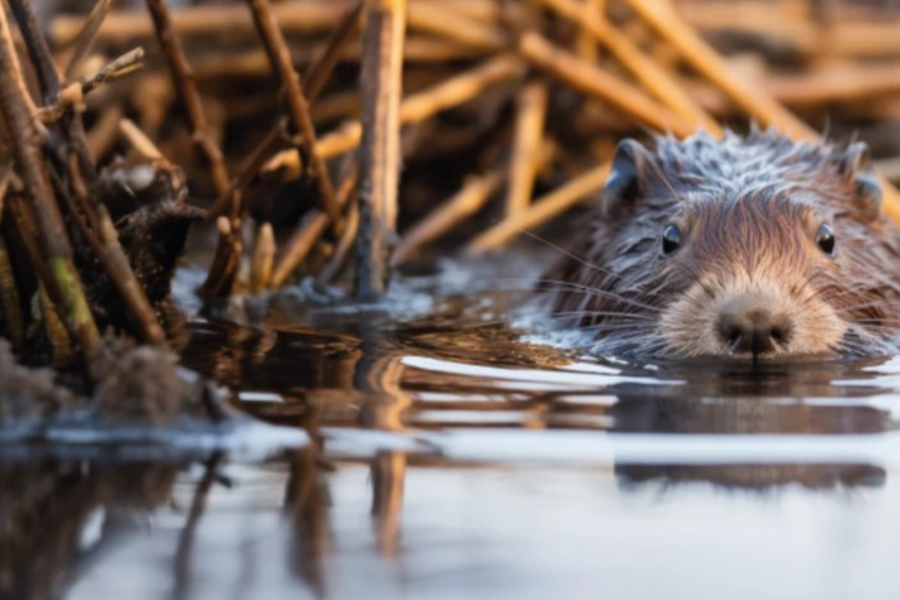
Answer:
[541, 127, 900, 359]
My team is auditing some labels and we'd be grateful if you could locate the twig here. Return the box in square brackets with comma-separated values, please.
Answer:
[8, 0, 61, 104]
[355, 0, 408, 300]
[146, 0, 230, 197]
[119, 117, 166, 161]
[317, 200, 359, 284]
[576, 0, 605, 61]
[303, 0, 363, 106]
[38, 48, 145, 124]
[63, 0, 118, 81]
[505, 82, 547, 216]
[246, 0, 341, 231]
[519, 32, 695, 137]
[468, 163, 610, 253]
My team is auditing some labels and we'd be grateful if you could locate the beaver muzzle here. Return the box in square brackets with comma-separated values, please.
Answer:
[715, 292, 794, 358]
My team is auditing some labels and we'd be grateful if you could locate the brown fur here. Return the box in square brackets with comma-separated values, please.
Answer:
[540, 128, 900, 358]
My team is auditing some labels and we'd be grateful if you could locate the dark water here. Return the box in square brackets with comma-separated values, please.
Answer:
[7, 256, 900, 599]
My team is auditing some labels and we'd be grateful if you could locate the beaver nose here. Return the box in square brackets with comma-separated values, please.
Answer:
[716, 294, 793, 357]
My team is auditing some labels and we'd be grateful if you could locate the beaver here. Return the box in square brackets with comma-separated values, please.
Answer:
[540, 127, 900, 360]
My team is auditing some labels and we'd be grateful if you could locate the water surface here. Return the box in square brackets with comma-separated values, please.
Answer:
[8, 254, 900, 599]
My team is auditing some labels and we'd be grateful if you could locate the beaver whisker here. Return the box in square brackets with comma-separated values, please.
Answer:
[532, 280, 664, 313]
[518, 231, 625, 282]
[546, 310, 657, 322]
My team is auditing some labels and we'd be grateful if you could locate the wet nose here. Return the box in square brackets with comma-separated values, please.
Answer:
[715, 294, 793, 358]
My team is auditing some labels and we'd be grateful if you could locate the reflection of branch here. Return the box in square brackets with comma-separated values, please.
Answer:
[172, 453, 224, 600]
[286, 446, 330, 596]
[355, 346, 411, 559]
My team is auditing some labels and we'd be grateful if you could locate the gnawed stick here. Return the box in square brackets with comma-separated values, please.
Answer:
[355, 0, 407, 300]
[468, 163, 610, 253]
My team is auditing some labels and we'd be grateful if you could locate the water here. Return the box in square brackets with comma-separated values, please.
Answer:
[8, 254, 900, 599]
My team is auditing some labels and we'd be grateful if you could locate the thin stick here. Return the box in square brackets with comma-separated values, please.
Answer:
[303, 0, 363, 106]
[468, 163, 610, 253]
[246, 0, 341, 230]
[519, 32, 695, 137]
[38, 48, 145, 124]
[505, 82, 547, 216]
[317, 200, 359, 284]
[146, 0, 230, 197]
[119, 117, 166, 161]
[208, 0, 361, 221]
[576, 0, 605, 61]
[355, 0, 407, 300]
[63, 0, 118, 81]
[8, 0, 62, 104]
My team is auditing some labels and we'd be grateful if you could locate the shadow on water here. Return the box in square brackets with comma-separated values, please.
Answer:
[10, 258, 900, 598]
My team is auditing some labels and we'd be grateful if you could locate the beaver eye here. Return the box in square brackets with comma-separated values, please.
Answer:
[662, 225, 682, 255]
[815, 224, 835, 256]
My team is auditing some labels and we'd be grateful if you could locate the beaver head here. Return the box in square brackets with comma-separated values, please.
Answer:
[542, 128, 900, 359]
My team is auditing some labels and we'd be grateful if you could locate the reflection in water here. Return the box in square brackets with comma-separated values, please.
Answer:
[14, 266, 900, 598]
[0, 458, 184, 599]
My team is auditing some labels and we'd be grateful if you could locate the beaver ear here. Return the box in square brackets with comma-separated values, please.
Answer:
[600, 139, 650, 220]
[841, 142, 882, 221]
